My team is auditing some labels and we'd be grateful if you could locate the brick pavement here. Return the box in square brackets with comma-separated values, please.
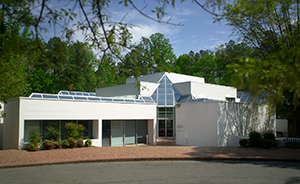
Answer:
[1, 146, 300, 168]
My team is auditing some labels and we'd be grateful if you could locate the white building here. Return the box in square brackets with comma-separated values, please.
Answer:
[2, 72, 276, 149]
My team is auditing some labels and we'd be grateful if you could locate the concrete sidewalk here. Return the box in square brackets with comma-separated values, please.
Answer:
[1, 146, 300, 168]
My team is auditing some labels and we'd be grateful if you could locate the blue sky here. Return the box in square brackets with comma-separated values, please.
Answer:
[40, 0, 236, 57]
[105, 0, 237, 56]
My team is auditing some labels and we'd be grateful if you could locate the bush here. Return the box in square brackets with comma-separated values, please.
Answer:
[85, 139, 92, 147]
[239, 139, 249, 147]
[68, 137, 77, 148]
[77, 138, 84, 147]
[46, 126, 61, 141]
[263, 139, 278, 149]
[28, 143, 38, 151]
[28, 127, 42, 144]
[43, 140, 54, 150]
[63, 139, 70, 148]
[262, 131, 276, 141]
[262, 131, 278, 148]
[54, 140, 62, 149]
[249, 131, 263, 147]
[28, 126, 42, 151]
[65, 122, 85, 139]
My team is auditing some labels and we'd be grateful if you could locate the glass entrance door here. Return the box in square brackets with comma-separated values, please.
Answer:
[166, 120, 173, 137]
[158, 107, 174, 138]
[158, 119, 174, 138]
[159, 120, 166, 137]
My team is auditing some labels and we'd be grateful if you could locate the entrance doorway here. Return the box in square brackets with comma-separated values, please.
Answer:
[102, 120, 148, 147]
[158, 107, 174, 139]
[159, 120, 173, 138]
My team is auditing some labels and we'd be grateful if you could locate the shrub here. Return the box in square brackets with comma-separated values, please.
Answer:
[68, 137, 77, 148]
[249, 131, 263, 147]
[28, 143, 38, 151]
[263, 139, 278, 149]
[65, 122, 85, 139]
[54, 140, 63, 149]
[63, 139, 70, 148]
[28, 127, 42, 144]
[43, 140, 54, 150]
[27, 126, 42, 151]
[77, 138, 84, 147]
[46, 126, 61, 141]
[262, 130, 276, 141]
[85, 139, 92, 147]
[262, 131, 278, 148]
[239, 139, 249, 147]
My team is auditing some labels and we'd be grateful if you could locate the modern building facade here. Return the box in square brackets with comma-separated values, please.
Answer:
[2, 72, 276, 149]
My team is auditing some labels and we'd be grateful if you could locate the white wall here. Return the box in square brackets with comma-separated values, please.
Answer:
[191, 82, 236, 100]
[3, 99, 20, 149]
[276, 119, 288, 136]
[217, 102, 276, 147]
[140, 82, 159, 97]
[176, 102, 219, 146]
[173, 81, 236, 101]
[5, 98, 157, 149]
[126, 72, 205, 84]
[167, 73, 205, 83]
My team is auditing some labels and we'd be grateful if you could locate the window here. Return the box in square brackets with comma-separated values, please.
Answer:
[24, 120, 41, 143]
[24, 120, 94, 142]
[226, 97, 235, 102]
[151, 75, 180, 106]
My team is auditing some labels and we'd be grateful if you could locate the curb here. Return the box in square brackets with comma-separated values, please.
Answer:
[1, 157, 300, 169]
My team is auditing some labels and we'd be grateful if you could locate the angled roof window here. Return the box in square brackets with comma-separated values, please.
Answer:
[74, 96, 87, 100]
[43, 95, 58, 99]
[58, 96, 73, 100]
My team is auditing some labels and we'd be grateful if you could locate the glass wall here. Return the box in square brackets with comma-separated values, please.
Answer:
[151, 75, 181, 106]
[102, 120, 148, 146]
[111, 120, 124, 146]
[137, 120, 147, 144]
[42, 120, 59, 140]
[24, 120, 94, 142]
[102, 120, 111, 147]
[125, 120, 136, 145]
[157, 107, 175, 138]
[24, 120, 41, 142]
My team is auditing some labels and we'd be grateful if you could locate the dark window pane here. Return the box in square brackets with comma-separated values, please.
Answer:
[74, 96, 87, 100]
[24, 120, 41, 143]
[42, 120, 59, 140]
[137, 120, 147, 144]
[43, 95, 58, 99]
[31, 94, 42, 98]
[59, 96, 73, 100]
[78, 120, 93, 139]
[102, 120, 111, 147]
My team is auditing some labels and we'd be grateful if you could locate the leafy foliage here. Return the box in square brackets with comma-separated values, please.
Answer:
[45, 126, 61, 141]
[43, 140, 55, 150]
[54, 140, 63, 149]
[65, 122, 85, 140]
[28, 126, 42, 144]
[85, 139, 92, 147]
[221, 0, 300, 135]
[248, 131, 262, 147]
[239, 138, 249, 147]
[27, 126, 42, 151]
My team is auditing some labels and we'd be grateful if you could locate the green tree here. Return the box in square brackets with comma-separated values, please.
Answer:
[0, 24, 30, 102]
[221, 0, 300, 135]
[119, 33, 176, 78]
[63, 41, 98, 92]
